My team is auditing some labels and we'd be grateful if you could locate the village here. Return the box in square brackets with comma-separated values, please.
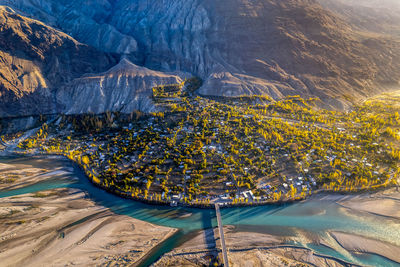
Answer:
[9, 78, 400, 207]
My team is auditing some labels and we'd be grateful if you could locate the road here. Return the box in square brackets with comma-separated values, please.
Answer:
[215, 203, 229, 267]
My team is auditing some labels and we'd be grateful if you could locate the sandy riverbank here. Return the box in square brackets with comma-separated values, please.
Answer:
[0, 188, 177, 266]
[330, 231, 400, 264]
[154, 189, 400, 267]
[2, 155, 400, 266]
[336, 188, 400, 220]
[153, 226, 348, 267]
[0, 156, 67, 191]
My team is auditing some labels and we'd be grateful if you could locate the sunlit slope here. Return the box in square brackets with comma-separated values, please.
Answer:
[2, 0, 400, 109]
[0, 6, 117, 117]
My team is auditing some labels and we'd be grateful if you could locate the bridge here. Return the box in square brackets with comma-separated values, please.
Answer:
[215, 203, 229, 267]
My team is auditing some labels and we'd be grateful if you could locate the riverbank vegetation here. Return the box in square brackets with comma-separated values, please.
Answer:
[6, 79, 400, 206]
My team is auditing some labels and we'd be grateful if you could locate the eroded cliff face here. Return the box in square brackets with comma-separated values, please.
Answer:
[1, 0, 400, 113]
[0, 6, 184, 117]
[0, 0, 138, 55]
[57, 58, 185, 114]
[0, 6, 118, 117]
[134, 0, 400, 108]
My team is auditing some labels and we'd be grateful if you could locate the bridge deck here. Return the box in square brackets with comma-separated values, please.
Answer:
[215, 203, 229, 267]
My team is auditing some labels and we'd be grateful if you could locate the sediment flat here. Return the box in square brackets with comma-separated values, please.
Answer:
[0, 156, 65, 191]
[0, 188, 177, 267]
[337, 189, 400, 220]
[153, 226, 346, 267]
[330, 231, 400, 264]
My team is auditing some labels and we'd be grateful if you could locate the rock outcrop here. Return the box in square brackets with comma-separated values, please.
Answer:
[57, 58, 185, 114]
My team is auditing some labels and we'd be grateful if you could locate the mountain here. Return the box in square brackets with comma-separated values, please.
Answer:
[57, 58, 184, 114]
[1, 0, 400, 113]
[0, 6, 184, 117]
[318, 0, 400, 36]
[0, 6, 118, 117]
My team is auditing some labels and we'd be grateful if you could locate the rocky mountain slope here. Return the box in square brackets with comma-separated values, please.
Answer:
[107, 0, 400, 109]
[318, 0, 400, 36]
[1, 0, 400, 114]
[0, 6, 184, 117]
[0, 6, 118, 117]
[57, 58, 184, 114]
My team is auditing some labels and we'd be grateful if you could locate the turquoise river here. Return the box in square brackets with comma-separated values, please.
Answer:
[0, 155, 399, 267]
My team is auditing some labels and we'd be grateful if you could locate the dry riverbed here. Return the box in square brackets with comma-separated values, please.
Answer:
[0, 157, 177, 267]
[337, 188, 400, 220]
[153, 226, 346, 267]
[0, 163, 47, 191]
[0, 188, 177, 267]
[0, 156, 65, 191]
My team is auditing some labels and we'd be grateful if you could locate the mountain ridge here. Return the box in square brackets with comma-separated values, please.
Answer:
[56, 58, 186, 115]
[0, 7, 185, 117]
[0, 6, 119, 117]
[1, 0, 400, 115]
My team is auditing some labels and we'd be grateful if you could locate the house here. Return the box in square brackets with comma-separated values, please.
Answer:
[248, 190, 255, 199]
[242, 190, 255, 200]
[220, 195, 229, 200]
[172, 194, 181, 200]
